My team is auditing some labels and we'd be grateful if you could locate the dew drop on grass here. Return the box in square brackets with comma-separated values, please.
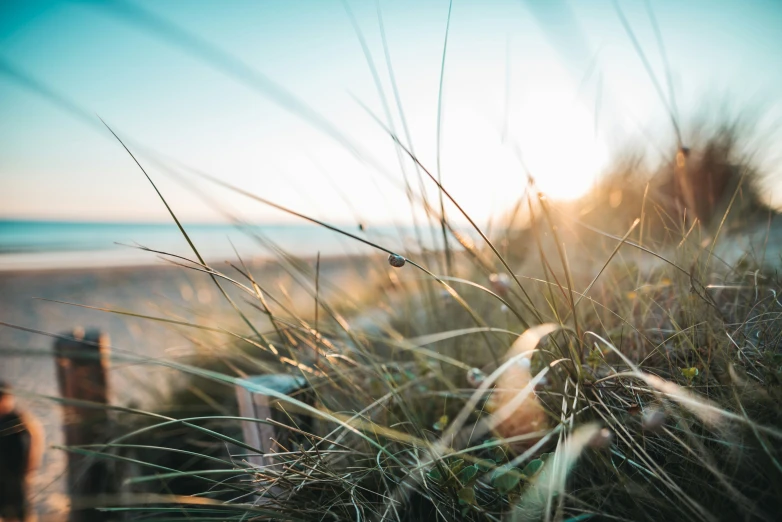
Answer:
[388, 253, 406, 268]
[467, 367, 486, 387]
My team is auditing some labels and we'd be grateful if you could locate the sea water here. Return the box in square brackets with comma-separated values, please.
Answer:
[0, 220, 464, 270]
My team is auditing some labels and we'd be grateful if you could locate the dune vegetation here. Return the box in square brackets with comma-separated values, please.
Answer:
[90, 120, 782, 522]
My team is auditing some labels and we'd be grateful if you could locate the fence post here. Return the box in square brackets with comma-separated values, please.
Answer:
[234, 374, 314, 469]
[55, 328, 116, 522]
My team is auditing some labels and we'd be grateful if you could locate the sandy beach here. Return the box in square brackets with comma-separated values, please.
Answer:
[0, 253, 380, 520]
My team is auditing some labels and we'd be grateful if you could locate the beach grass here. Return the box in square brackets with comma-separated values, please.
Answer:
[3, 3, 781, 521]
[71, 121, 782, 522]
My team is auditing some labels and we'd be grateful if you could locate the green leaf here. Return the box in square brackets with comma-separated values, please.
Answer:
[427, 467, 442, 482]
[457, 486, 476, 506]
[458, 465, 479, 485]
[448, 458, 465, 478]
[522, 459, 544, 478]
[492, 466, 522, 494]
[476, 459, 495, 472]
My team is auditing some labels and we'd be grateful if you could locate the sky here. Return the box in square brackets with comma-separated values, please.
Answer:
[1, 0, 781, 226]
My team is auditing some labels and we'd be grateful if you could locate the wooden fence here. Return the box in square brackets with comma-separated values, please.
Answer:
[54, 328, 313, 517]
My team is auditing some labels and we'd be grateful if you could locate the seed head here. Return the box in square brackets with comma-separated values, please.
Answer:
[588, 428, 614, 449]
[642, 408, 666, 432]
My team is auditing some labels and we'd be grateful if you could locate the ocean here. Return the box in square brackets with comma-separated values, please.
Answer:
[0, 220, 459, 270]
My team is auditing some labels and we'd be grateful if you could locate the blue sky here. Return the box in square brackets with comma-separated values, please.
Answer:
[1, 0, 781, 224]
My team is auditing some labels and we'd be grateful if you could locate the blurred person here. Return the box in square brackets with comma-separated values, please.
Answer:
[0, 382, 44, 522]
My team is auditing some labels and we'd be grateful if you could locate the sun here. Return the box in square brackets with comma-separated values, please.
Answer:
[434, 95, 608, 223]
[515, 93, 608, 201]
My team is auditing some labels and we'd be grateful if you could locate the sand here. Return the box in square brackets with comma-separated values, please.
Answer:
[0, 254, 380, 520]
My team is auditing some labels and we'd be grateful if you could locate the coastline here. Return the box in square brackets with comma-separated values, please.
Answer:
[0, 251, 382, 519]
[0, 248, 379, 273]
[0, 219, 448, 273]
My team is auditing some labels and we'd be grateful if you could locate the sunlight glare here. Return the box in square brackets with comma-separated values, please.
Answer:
[515, 92, 608, 201]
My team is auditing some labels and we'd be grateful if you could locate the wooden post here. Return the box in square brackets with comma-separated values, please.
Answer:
[234, 375, 314, 468]
[55, 328, 116, 522]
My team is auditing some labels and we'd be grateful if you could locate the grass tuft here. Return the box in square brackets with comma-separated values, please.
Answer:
[65, 124, 782, 521]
